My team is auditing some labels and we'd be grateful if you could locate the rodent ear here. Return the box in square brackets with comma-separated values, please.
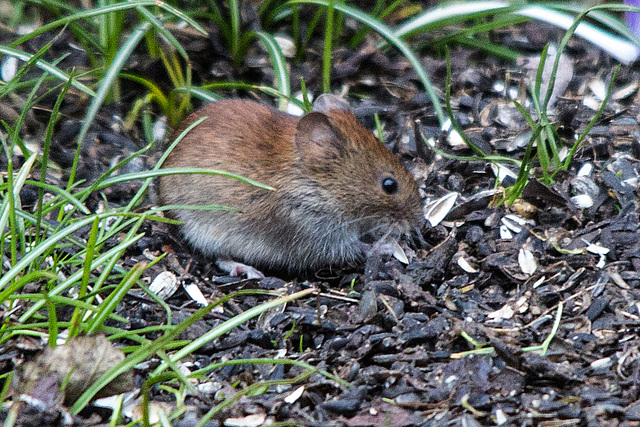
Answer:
[312, 94, 352, 113]
[295, 112, 346, 163]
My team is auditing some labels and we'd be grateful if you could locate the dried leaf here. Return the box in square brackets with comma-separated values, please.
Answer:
[14, 335, 134, 406]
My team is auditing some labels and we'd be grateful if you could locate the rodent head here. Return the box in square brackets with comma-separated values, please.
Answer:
[293, 98, 423, 240]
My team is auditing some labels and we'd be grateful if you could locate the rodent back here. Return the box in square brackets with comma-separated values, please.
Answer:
[163, 100, 297, 182]
[158, 100, 298, 210]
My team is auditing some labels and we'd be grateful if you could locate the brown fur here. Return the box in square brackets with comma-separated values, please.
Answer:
[157, 99, 423, 273]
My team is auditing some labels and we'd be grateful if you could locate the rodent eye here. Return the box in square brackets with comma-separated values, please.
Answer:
[381, 177, 398, 195]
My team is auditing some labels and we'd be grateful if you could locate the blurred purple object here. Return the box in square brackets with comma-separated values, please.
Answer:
[626, 0, 640, 38]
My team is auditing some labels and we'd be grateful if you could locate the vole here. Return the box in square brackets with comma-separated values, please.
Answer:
[157, 95, 423, 277]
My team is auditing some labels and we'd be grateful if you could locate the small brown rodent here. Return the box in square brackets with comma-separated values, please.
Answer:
[157, 95, 423, 275]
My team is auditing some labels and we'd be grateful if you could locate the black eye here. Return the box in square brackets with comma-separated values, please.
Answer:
[381, 177, 398, 195]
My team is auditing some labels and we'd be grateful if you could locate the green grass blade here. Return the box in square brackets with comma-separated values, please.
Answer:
[532, 43, 549, 107]
[0, 212, 99, 290]
[85, 262, 147, 334]
[542, 3, 640, 45]
[17, 230, 145, 322]
[196, 82, 300, 106]
[538, 4, 638, 113]
[544, 125, 560, 168]
[24, 180, 90, 215]
[0, 30, 62, 100]
[559, 65, 620, 174]
[37, 78, 74, 243]
[0, 271, 60, 311]
[134, 5, 198, 61]
[323, 0, 335, 93]
[514, 4, 640, 65]
[1, 211, 143, 293]
[451, 37, 521, 61]
[12, 0, 206, 48]
[502, 101, 541, 204]
[151, 288, 317, 376]
[537, 131, 551, 183]
[429, 14, 528, 61]
[229, 0, 241, 65]
[190, 357, 348, 387]
[0, 46, 95, 97]
[251, 31, 291, 110]
[394, 1, 512, 38]
[284, 0, 445, 124]
[349, 0, 404, 47]
[300, 77, 313, 112]
[45, 296, 58, 347]
[66, 21, 151, 189]
[69, 144, 154, 207]
[151, 204, 238, 213]
[92, 168, 275, 192]
[68, 216, 101, 338]
[112, 117, 211, 233]
[176, 86, 223, 102]
[0, 153, 37, 261]
[119, 73, 169, 111]
[68, 288, 317, 413]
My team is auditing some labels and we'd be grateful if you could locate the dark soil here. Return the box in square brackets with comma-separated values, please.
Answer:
[2, 9, 640, 427]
